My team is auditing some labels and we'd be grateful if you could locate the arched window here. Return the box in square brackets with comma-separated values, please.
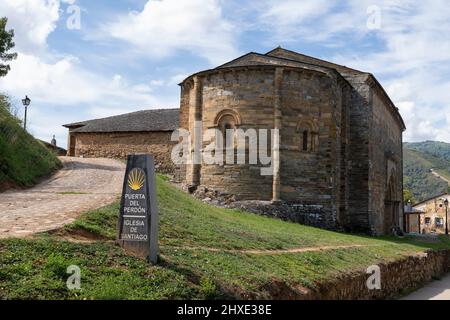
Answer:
[214, 109, 241, 149]
[302, 130, 308, 151]
[297, 119, 318, 153]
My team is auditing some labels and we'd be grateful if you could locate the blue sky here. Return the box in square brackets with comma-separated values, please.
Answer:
[1, 0, 450, 148]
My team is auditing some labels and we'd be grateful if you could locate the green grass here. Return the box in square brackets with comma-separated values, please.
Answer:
[0, 96, 61, 189]
[1, 175, 450, 300]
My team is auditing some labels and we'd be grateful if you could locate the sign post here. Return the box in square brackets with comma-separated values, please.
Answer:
[117, 154, 158, 264]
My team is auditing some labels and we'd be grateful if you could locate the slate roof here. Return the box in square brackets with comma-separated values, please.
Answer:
[182, 47, 405, 131]
[63, 108, 179, 133]
[264, 47, 365, 76]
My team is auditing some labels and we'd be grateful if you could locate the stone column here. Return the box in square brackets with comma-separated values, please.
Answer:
[272, 68, 283, 203]
[189, 76, 203, 187]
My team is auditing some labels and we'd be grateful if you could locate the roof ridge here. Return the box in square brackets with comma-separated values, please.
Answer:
[265, 47, 366, 74]
[63, 107, 179, 128]
[216, 52, 345, 76]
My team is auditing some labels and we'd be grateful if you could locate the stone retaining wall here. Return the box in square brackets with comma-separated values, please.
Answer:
[228, 200, 328, 230]
[192, 186, 337, 231]
[261, 250, 450, 300]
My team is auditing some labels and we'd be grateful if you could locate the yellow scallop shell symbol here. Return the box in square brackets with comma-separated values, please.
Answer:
[128, 168, 145, 191]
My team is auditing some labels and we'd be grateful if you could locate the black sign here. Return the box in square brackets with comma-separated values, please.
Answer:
[117, 154, 158, 264]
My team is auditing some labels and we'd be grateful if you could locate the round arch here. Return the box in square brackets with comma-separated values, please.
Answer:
[296, 119, 318, 152]
[213, 109, 242, 127]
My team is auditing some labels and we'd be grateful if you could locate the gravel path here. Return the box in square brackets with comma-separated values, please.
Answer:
[0, 157, 125, 239]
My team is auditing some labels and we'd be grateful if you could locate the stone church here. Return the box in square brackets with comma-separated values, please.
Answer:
[178, 47, 406, 235]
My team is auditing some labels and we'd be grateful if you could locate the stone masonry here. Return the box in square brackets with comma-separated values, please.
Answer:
[70, 132, 176, 173]
[177, 47, 406, 235]
[64, 109, 179, 174]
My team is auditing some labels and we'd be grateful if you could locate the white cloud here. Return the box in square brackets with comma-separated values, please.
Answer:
[258, 0, 450, 142]
[0, 52, 173, 110]
[0, 0, 181, 148]
[258, 0, 336, 42]
[102, 0, 238, 65]
[3, 0, 449, 147]
[261, 0, 332, 25]
[0, 0, 62, 53]
[346, 1, 450, 142]
[0, 51, 178, 148]
[149, 74, 187, 87]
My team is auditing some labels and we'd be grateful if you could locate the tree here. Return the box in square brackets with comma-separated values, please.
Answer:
[0, 17, 17, 77]
[403, 188, 416, 205]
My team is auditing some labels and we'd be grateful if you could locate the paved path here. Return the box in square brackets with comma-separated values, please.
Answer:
[402, 274, 450, 300]
[0, 157, 125, 239]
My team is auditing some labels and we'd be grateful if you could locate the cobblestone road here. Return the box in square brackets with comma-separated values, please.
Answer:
[0, 157, 125, 239]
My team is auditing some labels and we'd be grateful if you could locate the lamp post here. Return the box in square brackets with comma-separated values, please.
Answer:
[21, 95, 31, 130]
[444, 198, 449, 235]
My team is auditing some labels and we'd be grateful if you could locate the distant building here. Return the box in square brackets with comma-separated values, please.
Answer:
[63, 109, 179, 173]
[404, 201, 424, 233]
[38, 137, 67, 156]
[413, 194, 450, 234]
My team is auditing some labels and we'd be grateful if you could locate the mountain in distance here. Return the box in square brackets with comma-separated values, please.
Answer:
[403, 141, 450, 203]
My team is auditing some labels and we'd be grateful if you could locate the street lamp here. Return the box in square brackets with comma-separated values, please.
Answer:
[21, 95, 31, 130]
[444, 198, 449, 235]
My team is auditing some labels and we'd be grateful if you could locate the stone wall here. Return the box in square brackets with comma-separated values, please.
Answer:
[178, 59, 405, 235]
[72, 131, 176, 173]
[278, 68, 347, 228]
[414, 197, 449, 234]
[344, 75, 372, 234]
[369, 85, 404, 235]
[180, 66, 350, 229]
[250, 250, 450, 300]
[197, 68, 276, 200]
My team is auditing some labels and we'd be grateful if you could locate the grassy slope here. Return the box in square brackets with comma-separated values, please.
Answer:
[0, 98, 61, 190]
[1, 175, 450, 300]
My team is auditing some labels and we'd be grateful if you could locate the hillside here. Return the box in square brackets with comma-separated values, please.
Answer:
[403, 141, 450, 202]
[1, 175, 449, 299]
[0, 95, 61, 191]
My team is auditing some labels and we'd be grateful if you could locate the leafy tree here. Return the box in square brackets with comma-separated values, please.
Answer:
[0, 17, 17, 77]
[403, 188, 416, 204]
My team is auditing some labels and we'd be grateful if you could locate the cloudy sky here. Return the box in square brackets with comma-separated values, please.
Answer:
[1, 0, 449, 148]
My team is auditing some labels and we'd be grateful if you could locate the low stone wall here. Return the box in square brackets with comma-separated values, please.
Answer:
[191, 185, 333, 230]
[228, 201, 327, 229]
[73, 131, 176, 173]
[259, 250, 450, 300]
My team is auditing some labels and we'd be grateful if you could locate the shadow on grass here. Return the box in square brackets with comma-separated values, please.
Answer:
[158, 255, 236, 300]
